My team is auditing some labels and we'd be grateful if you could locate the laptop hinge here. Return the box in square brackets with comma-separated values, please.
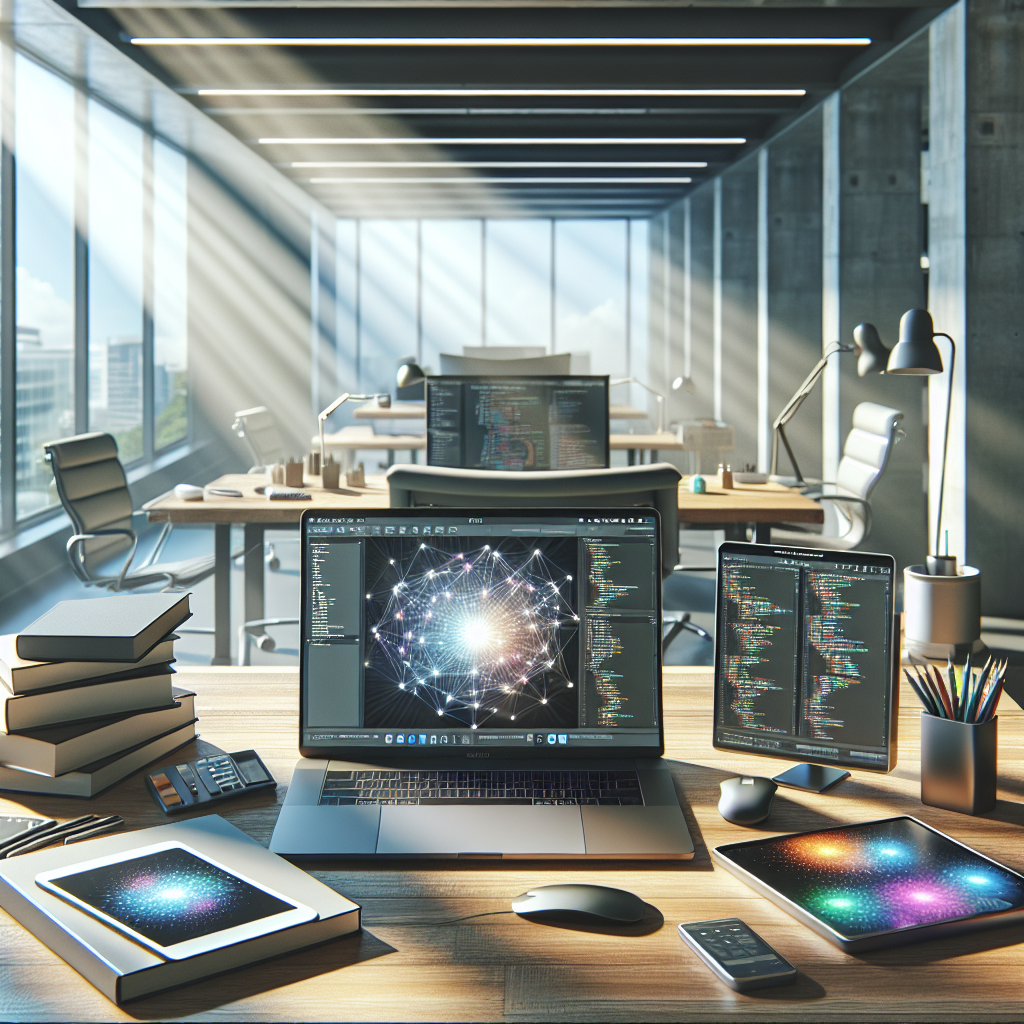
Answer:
[458, 852, 503, 859]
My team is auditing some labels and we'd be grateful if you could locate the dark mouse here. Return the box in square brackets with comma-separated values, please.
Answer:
[718, 776, 777, 825]
[511, 883, 646, 923]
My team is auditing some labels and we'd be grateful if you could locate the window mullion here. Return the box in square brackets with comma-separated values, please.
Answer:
[0, 43, 16, 533]
[142, 132, 154, 463]
[74, 87, 88, 435]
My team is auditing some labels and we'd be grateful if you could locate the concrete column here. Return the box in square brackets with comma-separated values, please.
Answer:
[838, 45, 929, 573]
[712, 178, 723, 422]
[931, 0, 1024, 616]
[688, 187, 716, 422]
[719, 160, 759, 470]
[647, 212, 669, 412]
[766, 111, 824, 483]
[757, 150, 769, 472]
[822, 93, 842, 484]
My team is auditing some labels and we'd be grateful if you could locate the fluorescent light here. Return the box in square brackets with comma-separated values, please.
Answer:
[136, 37, 870, 47]
[261, 137, 745, 145]
[308, 177, 692, 184]
[292, 161, 708, 168]
[199, 88, 807, 97]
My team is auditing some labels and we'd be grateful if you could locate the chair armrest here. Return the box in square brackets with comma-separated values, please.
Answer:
[67, 529, 138, 586]
[816, 494, 872, 539]
[672, 565, 716, 572]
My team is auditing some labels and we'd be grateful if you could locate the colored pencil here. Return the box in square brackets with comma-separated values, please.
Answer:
[905, 669, 940, 717]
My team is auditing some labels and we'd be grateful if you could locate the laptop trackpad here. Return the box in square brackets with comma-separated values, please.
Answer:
[377, 805, 584, 855]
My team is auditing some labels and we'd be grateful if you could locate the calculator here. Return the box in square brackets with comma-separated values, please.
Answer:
[145, 750, 276, 813]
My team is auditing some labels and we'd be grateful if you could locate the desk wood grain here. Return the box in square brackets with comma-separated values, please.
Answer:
[0, 668, 1020, 1022]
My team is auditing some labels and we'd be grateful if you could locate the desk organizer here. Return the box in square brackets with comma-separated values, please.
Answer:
[920, 712, 997, 815]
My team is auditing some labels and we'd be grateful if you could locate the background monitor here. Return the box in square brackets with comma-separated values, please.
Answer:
[426, 374, 609, 471]
[713, 541, 898, 776]
[462, 346, 548, 360]
[439, 353, 572, 376]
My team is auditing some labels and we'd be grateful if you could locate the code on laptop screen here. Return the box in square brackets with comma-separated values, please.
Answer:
[301, 511, 662, 755]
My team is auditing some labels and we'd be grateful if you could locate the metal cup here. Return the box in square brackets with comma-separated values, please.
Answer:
[920, 712, 997, 815]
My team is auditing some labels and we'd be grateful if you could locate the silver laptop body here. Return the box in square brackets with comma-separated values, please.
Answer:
[270, 507, 694, 859]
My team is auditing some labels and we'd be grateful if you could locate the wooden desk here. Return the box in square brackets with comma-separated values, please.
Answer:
[1, 666, 1020, 1022]
[144, 475, 821, 664]
[353, 399, 651, 421]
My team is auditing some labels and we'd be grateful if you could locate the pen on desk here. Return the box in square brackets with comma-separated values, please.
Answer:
[0, 815, 98, 859]
[64, 817, 124, 845]
[0, 818, 56, 856]
[205, 487, 244, 498]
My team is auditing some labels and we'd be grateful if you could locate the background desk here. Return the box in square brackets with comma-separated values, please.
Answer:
[144, 476, 822, 664]
[0, 667, 1020, 1022]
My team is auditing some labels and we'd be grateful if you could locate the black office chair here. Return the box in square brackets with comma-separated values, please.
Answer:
[385, 462, 712, 653]
[44, 432, 217, 593]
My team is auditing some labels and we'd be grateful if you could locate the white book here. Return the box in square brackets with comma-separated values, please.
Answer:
[0, 815, 361, 1004]
[0, 689, 195, 777]
[0, 666, 175, 733]
[0, 720, 196, 797]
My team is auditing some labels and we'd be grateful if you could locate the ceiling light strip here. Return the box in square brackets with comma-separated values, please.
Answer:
[136, 37, 870, 48]
[261, 137, 745, 145]
[199, 88, 807, 97]
[292, 161, 708, 168]
[308, 177, 692, 184]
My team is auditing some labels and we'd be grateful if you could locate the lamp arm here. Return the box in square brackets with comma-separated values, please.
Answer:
[318, 392, 384, 466]
[772, 342, 852, 431]
[933, 333, 956, 558]
[611, 376, 666, 434]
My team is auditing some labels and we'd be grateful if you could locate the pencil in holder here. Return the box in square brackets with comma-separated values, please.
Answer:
[920, 712, 997, 815]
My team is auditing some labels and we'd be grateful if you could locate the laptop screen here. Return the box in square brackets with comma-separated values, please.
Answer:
[300, 508, 663, 758]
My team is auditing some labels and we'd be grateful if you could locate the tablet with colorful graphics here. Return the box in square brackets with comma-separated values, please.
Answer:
[36, 841, 317, 960]
[713, 816, 1024, 952]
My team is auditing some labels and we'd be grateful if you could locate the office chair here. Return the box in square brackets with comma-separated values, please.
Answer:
[385, 462, 712, 653]
[231, 406, 287, 472]
[770, 401, 904, 550]
[45, 432, 217, 598]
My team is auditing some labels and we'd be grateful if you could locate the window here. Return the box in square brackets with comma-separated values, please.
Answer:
[421, 220, 482, 372]
[484, 220, 552, 350]
[14, 54, 75, 519]
[153, 140, 188, 450]
[88, 99, 144, 464]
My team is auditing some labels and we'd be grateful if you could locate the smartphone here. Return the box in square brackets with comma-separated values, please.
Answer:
[678, 918, 797, 992]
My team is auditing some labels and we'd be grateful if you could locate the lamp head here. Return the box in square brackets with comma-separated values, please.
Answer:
[671, 376, 695, 394]
[396, 362, 427, 390]
[886, 308, 944, 374]
[852, 323, 890, 376]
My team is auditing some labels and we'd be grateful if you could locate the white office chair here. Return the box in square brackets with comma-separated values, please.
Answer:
[771, 402, 904, 550]
[232, 406, 287, 472]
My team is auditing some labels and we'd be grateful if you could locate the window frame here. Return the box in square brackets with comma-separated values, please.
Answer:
[0, 48, 191, 536]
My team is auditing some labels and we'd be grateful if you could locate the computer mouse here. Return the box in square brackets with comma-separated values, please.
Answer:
[173, 483, 204, 501]
[511, 883, 646, 923]
[718, 776, 777, 826]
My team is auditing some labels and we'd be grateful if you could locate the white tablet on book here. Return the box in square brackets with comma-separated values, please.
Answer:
[36, 840, 317, 960]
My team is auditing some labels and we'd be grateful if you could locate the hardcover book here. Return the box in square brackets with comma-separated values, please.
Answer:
[0, 665, 175, 733]
[16, 594, 191, 662]
[0, 814, 360, 1003]
[0, 720, 196, 797]
[0, 688, 195, 776]
[0, 634, 176, 695]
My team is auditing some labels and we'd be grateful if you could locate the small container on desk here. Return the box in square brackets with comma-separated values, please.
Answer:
[920, 712, 997, 815]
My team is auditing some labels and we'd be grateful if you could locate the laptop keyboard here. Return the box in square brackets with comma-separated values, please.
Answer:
[319, 769, 645, 806]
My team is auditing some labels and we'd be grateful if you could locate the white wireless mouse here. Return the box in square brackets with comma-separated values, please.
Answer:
[173, 484, 204, 501]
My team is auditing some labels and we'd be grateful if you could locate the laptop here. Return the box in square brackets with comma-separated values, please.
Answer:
[270, 507, 695, 859]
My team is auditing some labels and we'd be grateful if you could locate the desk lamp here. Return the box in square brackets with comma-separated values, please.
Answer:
[396, 362, 428, 392]
[769, 325, 889, 484]
[611, 377, 667, 434]
[885, 308, 956, 574]
[318, 392, 390, 469]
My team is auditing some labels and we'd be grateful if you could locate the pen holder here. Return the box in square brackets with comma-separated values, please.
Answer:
[920, 713, 997, 815]
[321, 458, 340, 489]
[284, 460, 304, 488]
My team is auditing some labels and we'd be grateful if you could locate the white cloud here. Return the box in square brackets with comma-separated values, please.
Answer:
[16, 266, 73, 349]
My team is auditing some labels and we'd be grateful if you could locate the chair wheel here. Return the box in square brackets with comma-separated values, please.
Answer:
[255, 633, 277, 652]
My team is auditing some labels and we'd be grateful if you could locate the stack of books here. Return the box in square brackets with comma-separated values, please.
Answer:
[0, 593, 198, 797]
